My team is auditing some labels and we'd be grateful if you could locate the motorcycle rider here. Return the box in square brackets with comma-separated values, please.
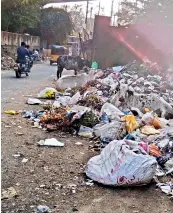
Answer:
[26, 45, 33, 69]
[16, 42, 30, 63]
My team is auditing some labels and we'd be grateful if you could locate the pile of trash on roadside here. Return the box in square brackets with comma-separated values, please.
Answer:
[1, 46, 16, 70]
[16, 60, 173, 197]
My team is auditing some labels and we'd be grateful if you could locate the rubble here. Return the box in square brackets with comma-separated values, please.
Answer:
[21, 60, 173, 193]
[1, 46, 16, 70]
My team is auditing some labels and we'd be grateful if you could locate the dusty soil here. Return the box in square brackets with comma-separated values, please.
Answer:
[1, 66, 173, 213]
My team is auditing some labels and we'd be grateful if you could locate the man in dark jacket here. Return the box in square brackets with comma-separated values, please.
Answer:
[16, 42, 30, 63]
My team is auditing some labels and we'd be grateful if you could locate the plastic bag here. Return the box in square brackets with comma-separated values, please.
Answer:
[37, 138, 64, 147]
[101, 103, 124, 121]
[78, 126, 93, 138]
[91, 61, 98, 69]
[85, 140, 157, 186]
[38, 88, 57, 99]
[148, 118, 162, 129]
[149, 144, 162, 157]
[70, 92, 81, 105]
[141, 112, 154, 124]
[142, 112, 162, 129]
[56, 96, 72, 106]
[27, 98, 42, 105]
[4, 110, 19, 115]
[93, 121, 126, 141]
[122, 115, 139, 134]
[141, 125, 160, 135]
[112, 66, 124, 72]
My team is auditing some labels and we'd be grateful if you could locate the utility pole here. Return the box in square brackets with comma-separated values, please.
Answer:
[110, 0, 114, 18]
[98, 1, 101, 15]
[90, 6, 93, 18]
[113, 14, 116, 26]
[85, 0, 89, 25]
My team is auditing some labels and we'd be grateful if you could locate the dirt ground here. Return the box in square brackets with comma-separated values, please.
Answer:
[1, 66, 173, 213]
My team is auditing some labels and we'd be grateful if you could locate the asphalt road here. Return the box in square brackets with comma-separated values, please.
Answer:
[1, 63, 57, 107]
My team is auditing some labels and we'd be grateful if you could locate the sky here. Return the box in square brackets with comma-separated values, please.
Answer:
[44, 0, 122, 17]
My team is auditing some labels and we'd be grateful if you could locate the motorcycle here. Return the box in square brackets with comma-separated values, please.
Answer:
[14, 56, 31, 78]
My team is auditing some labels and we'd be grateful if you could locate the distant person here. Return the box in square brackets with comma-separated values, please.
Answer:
[26, 45, 33, 56]
[33, 49, 39, 61]
[26, 45, 33, 69]
[16, 42, 30, 63]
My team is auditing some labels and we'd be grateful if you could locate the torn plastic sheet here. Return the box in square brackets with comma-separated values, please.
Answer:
[85, 140, 157, 186]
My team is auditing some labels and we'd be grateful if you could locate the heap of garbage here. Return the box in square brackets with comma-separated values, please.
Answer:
[1, 46, 16, 70]
[21, 61, 173, 197]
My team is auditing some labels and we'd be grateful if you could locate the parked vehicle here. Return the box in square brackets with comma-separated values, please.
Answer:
[14, 56, 31, 78]
[50, 45, 68, 65]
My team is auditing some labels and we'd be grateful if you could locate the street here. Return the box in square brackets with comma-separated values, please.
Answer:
[1, 63, 173, 213]
[1, 63, 57, 108]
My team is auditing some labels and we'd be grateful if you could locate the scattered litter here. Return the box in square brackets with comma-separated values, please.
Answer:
[122, 115, 139, 133]
[38, 87, 57, 99]
[75, 142, 83, 146]
[141, 126, 160, 135]
[36, 205, 50, 213]
[16, 132, 24, 136]
[1, 187, 17, 200]
[13, 153, 24, 158]
[37, 138, 64, 147]
[5, 126, 11, 128]
[20, 60, 173, 196]
[85, 179, 94, 186]
[27, 98, 42, 105]
[21, 158, 28, 163]
[78, 126, 93, 138]
[4, 110, 19, 115]
[72, 207, 78, 212]
[157, 183, 173, 197]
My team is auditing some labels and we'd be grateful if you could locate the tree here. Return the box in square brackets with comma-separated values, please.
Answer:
[40, 8, 73, 47]
[69, 4, 85, 34]
[117, 0, 173, 26]
[1, 0, 40, 33]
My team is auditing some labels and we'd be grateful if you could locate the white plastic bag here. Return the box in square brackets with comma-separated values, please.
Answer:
[38, 88, 57, 99]
[56, 96, 71, 106]
[70, 92, 81, 105]
[101, 103, 124, 121]
[27, 98, 42, 105]
[93, 121, 126, 141]
[85, 140, 157, 186]
[37, 138, 64, 147]
[52, 101, 61, 109]
[78, 126, 93, 138]
[102, 74, 115, 86]
[141, 112, 154, 124]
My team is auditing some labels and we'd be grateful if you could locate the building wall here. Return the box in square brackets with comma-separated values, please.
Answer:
[92, 16, 137, 68]
[92, 15, 171, 69]
[1, 31, 40, 49]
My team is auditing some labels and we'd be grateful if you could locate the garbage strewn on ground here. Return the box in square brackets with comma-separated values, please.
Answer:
[20, 61, 173, 195]
[4, 110, 19, 115]
[1, 187, 18, 200]
[37, 138, 64, 147]
[1, 47, 16, 70]
[36, 205, 50, 213]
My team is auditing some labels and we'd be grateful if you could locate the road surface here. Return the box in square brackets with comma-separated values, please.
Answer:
[1, 63, 173, 213]
[1, 63, 57, 108]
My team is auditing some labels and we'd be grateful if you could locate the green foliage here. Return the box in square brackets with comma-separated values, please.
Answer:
[1, 0, 77, 45]
[40, 7, 73, 45]
[2, 0, 40, 33]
